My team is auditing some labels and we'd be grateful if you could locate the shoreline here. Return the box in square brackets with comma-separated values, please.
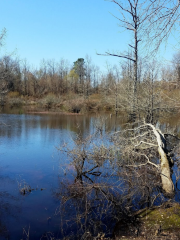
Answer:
[27, 110, 84, 115]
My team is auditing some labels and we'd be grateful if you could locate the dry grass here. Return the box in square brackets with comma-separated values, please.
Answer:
[7, 91, 20, 98]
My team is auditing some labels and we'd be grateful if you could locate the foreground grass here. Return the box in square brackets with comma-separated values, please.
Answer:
[112, 202, 180, 240]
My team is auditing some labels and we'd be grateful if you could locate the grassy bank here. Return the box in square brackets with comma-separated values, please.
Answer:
[111, 202, 180, 240]
[4, 91, 116, 114]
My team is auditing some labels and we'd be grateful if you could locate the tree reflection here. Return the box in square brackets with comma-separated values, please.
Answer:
[55, 126, 118, 238]
[54, 121, 170, 239]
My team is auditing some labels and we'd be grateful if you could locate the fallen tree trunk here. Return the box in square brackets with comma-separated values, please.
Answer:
[146, 123, 174, 196]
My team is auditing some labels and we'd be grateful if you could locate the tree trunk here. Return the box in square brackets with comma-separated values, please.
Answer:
[147, 123, 174, 196]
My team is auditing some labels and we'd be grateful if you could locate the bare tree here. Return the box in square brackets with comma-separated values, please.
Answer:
[147, 0, 180, 52]
[0, 29, 8, 106]
[21, 59, 30, 96]
[57, 58, 70, 94]
[112, 119, 177, 197]
[84, 55, 92, 99]
[91, 64, 100, 93]
[99, 0, 159, 119]
[172, 51, 180, 85]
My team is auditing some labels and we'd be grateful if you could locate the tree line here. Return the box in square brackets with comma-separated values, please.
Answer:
[0, 53, 180, 101]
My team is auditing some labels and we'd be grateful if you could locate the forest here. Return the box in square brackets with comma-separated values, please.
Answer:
[0, 50, 180, 115]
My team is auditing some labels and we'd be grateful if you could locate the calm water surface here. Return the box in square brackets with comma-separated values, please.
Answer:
[1, 112, 180, 239]
[0, 113, 126, 240]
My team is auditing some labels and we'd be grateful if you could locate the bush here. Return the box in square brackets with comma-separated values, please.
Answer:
[8, 97, 24, 108]
[41, 94, 60, 109]
[85, 99, 101, 111]
[63, 97, 84, 113]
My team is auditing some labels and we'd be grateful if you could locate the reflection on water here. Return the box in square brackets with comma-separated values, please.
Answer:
[1, 112, 180, 239]
[0, 112, 126, 239]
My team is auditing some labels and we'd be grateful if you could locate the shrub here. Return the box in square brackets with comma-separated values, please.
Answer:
[8, 98, 24, 108]
[85, 99, 101, 112]
[41, 94, 59, 109]
[63, 97, 85, 113]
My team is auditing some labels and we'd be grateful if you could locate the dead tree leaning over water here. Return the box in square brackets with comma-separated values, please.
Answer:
[112, 120, 176, 197]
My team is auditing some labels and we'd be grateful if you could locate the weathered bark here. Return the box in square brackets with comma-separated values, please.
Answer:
[147, 123, 174, 196]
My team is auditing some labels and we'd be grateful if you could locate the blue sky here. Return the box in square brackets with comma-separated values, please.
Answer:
[0, 0, 178, 72]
